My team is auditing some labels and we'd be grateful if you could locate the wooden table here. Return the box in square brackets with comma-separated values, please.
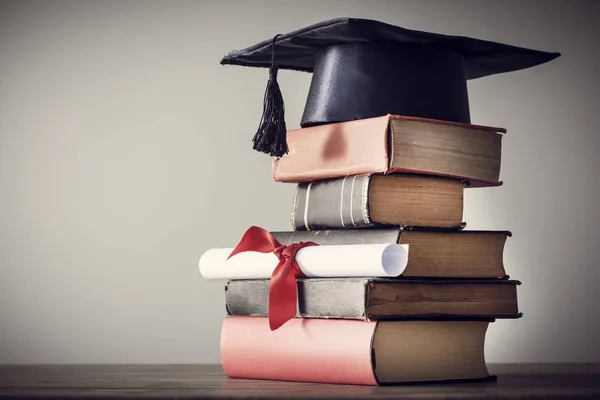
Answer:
[0, 364, 599, 399]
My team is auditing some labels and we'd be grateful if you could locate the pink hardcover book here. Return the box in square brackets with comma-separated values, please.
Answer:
[220, 316, 492, 385]
[272, 114, 506, 187]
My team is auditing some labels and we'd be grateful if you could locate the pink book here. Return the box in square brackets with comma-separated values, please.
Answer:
[272, 114, 506, 188]
[220, 316, 492, 385]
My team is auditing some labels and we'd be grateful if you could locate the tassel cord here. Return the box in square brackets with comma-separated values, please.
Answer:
[251, 34, 288, 158]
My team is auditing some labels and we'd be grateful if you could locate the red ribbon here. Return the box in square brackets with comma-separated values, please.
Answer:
[227, 226, 318, 330]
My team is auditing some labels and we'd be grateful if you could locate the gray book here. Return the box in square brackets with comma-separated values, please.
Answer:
[225, 278, 522, 321]
[290, 174, 466, 230]
[271, 227, 403, 246]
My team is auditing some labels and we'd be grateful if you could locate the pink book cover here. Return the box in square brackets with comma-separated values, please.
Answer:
[220, 316, 378, 385]
[272, 115, 391, 183]
[272, 114, 505, 187]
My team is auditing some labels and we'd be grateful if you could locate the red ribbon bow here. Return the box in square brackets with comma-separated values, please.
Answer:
[227, 226, 318, 330]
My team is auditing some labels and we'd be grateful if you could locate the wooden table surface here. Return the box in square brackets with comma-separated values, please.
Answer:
[0, 364, 599, 399]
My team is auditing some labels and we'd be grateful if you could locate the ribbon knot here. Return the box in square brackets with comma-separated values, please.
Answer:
[273, 245, 287, 259]
[227, 226, 317, 330]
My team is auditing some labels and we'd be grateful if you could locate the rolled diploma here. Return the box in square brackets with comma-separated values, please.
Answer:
[198, 243, 409, 279]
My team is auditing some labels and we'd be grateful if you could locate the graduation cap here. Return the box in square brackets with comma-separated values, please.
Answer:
[220, 17, 560, 158]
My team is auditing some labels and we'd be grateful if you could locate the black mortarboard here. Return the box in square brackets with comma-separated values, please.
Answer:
[221, 17, 560, 158]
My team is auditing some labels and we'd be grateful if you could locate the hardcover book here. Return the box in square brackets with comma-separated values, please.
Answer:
[273, 114, 505, 187]
[220, 316, 494, 385]
[291, 173, 465, 230]
[225, 278, 522, 320]
[271, 227, 511, 279]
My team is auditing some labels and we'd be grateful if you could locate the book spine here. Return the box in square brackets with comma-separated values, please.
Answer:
[272, 115, 391, 183]
[291, 174, 374, 231]
[225, 279, 369, 319]
[220, 316, 378, 385]
[270, 227, 402, 245]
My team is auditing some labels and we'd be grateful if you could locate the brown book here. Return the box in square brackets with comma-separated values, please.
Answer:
[272, 227, 511, 279]
[225, 278, 521, 320]
[273, 114, 505, 187]
[292, 173, 465, 230]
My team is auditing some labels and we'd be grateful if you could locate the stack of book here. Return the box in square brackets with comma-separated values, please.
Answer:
[199, 17, 559, 386]
[199, 115, 523, 385]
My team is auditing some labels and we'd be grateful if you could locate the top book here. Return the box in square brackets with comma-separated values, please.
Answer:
[272, 115, 505, 187]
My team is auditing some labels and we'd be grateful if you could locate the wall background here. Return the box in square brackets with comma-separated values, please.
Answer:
[1, 0, 598, 364]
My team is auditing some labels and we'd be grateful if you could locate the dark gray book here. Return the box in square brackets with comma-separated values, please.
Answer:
[225, 278, 522, 320]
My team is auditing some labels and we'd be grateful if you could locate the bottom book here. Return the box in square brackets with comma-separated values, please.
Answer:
[220, 316, 493, 385]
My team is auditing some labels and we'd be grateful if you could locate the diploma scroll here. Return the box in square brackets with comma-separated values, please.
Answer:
[199, 243, 409, 279]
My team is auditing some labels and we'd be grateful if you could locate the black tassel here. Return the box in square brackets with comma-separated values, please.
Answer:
[252, 35, 288, 158]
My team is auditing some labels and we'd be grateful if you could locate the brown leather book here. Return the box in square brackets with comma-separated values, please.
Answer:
[273, 114, 505, 187]
[292, 173, 465, 230]
[272, 227, 511, 279]
[225, 278, 521, 320]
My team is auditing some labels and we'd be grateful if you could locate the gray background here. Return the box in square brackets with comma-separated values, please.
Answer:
[1, 0, 598, 364]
